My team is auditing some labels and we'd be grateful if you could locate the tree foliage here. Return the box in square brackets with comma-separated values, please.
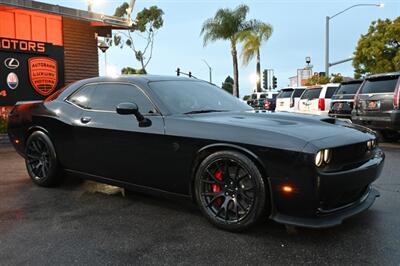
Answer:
[353, 17, 400, 78]
[238, 21, 273, 66]
[222, 76, 234, 94]
[330, 73, 344, 84]
[114, 4, 164, 72]
[201, 5, 252, 97]
[304, 74, 330, 86]
[238, 20, 273, 91]
[121, 67, 147, 75]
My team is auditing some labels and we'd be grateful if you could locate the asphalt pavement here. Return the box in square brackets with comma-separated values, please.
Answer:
[0, 143, 399, 265]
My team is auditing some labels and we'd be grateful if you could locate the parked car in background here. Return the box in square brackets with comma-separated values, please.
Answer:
[250, 91, 279, 111]
[352, 72, 400, 142]
[329, 80, 363, 120]
[275, 87, 306, 112]
[297, 84, 340, 116]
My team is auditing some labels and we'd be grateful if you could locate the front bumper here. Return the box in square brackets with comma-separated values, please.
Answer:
[272, 187, 379, 228]
[269, 148, 384, 228]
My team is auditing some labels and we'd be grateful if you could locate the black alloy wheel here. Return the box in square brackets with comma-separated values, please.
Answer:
[195, 150, 268, 231]
[25, 131, 62, 187]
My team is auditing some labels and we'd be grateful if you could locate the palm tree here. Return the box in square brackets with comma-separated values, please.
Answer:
[201, 5, 251, 97]
[239, 21, 273, 92]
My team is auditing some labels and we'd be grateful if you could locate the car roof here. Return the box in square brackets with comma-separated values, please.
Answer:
[366, 72, 400, 80]
[80, 75, 201, 84]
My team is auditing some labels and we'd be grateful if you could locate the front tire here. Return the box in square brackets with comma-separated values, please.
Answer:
[194, 150, 268, 232]
[25, 131, 63, 187]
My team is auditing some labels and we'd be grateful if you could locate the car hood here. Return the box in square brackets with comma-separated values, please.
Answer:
[187, 111, 375, 151]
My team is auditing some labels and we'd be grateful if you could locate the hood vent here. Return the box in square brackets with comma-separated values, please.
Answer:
[320, 118, 336, 124]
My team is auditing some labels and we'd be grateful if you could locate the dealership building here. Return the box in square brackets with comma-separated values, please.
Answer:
[0, 0, 132, 114]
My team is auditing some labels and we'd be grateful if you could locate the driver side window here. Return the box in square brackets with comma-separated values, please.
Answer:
[88, 83, 157, 114]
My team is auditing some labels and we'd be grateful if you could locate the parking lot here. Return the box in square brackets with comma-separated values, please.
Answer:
[0, 143, 399, 265]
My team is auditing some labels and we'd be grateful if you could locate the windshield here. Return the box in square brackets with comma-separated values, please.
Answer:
[360, 77, 399, 94]
[149, 80, 253, 115]
[335, 83, 362, 95]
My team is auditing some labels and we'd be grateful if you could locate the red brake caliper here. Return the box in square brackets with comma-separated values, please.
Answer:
[212, 170, 223, 206]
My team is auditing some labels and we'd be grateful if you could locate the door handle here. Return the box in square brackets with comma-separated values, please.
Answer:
[80, 117, 92, 124]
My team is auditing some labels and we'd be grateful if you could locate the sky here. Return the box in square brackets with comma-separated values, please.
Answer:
[42, 0, 398, 97]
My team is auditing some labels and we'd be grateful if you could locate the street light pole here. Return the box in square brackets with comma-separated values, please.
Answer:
[202, 59, 212, 83]
[325, 3, 383, 77]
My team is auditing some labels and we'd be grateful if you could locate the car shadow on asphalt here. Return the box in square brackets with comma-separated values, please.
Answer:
[57, 173, 380, 241]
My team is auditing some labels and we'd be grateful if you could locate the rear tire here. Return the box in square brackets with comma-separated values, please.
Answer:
[194, 150, 269, 232]
[25, 131, 63, 187]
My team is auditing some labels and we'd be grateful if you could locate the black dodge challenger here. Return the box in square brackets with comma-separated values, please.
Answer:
[8, 75, 385, 231]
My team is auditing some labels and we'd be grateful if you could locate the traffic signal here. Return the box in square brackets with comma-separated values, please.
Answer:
[272, 76, 277, 89]
[263, 70, 268, 90]
[176, 68, 180, 76]
[189, 71, 192, 78]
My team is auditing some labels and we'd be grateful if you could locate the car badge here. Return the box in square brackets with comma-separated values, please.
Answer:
[6, 72, 19, 90]
[29, 57, 58, 96]
[4, 58, 20, 69]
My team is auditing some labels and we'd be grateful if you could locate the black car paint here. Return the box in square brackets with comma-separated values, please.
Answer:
[8, 75, 384, 228]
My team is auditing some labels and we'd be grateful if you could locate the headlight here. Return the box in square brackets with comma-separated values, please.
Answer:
[315, 151, 323, 167]
[323, 149, 332, 164]
[367, 139, 376, 150]
[315, 149, 332, 167]
[367, 140, 372, 150]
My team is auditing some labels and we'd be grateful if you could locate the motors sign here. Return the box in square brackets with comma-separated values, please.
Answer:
[0, 38, 64, 106]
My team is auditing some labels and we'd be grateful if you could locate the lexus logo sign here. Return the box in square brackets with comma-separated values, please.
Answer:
[4, 58, 20, 69]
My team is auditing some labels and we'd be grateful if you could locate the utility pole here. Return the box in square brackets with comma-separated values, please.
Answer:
[202, 59, 212, 83]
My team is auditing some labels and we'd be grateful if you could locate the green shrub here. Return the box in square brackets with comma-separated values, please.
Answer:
[0, 118, 7, 134]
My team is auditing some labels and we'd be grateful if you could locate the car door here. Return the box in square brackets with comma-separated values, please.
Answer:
[70, 82, 166, 188]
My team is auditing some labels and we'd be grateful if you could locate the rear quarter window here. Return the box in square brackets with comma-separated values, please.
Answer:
[324, 87, 338, 99]
[335, 83, 362, 95]
[301, 88, 322, 100]
[361, 77, 399, 94]
[292, 89, 305, 98]
[277, 90, 293, 98]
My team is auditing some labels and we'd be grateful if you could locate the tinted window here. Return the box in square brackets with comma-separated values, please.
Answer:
[88, 83, 155, 113]
[292, 89, 305, 98]
[67, 84, 96, 108]
[277, 90, 293, 98]
[272, 94, 278, 100]
[361, 77, 399, 94]
[259, 94, 267, 99]
[149, 80, 252, 114]
[251, 94, 257, 99]
[335, 83, 362, 95]
[301, 88, 322, 100]
[325, 87, 338, 98]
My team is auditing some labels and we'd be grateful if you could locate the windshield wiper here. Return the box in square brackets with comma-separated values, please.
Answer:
[184, 109, 229, 115]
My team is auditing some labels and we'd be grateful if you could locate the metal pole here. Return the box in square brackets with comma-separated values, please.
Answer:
[202, 59, 212, 83]
[325, 16, 330, 77]
[104, 51, 107, 76]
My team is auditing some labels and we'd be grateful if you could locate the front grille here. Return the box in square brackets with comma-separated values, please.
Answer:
[331, 142, 369, 166]
[320, 186, 368, 211]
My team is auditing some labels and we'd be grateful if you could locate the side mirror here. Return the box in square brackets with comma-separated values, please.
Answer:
[116, 102, 139, 115]
[116, 102, 151, 127]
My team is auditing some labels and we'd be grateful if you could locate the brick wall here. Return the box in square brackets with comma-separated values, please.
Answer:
[62, 17, 99, 84]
